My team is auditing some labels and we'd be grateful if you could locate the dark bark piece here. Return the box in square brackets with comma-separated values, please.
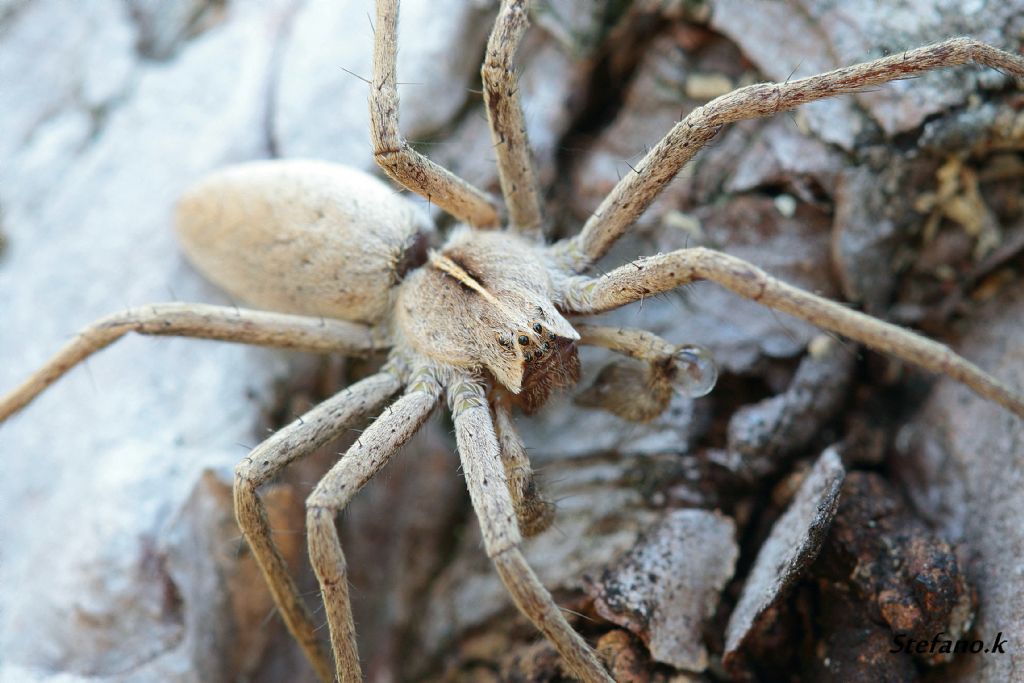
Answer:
[816, 472, 975, 667]
[594, 630, 654, 683]
[805, 590, 918, 683]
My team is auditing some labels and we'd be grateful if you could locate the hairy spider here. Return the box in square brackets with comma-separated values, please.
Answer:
[3, 1, 1024, 681]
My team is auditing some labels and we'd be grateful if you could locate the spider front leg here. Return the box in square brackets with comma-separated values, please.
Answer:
[234, 369, 403, 683]
[371, 0, 499, 228]
[451, 377, 614, 683]
[306, 369, 442, 682]
[562, 248, 1024, 418]
[482, 0, 543, 234]
[551, 38, 1024, 269]
[0, 303, 382, 421]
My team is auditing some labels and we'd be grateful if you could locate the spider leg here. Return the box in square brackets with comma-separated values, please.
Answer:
[0, 303, 384, 421]
[451, 376, 614, 683]
[371, 0, 500, 228]
[549, 38, 1024, 269]
[575, 323, 676, 361]
[306, 369, 442, 683]
[561, 247, 1024, 418]
[482, 0, 543, 235]
[234, 369, 403, 683]
[492, 395, 554, 536]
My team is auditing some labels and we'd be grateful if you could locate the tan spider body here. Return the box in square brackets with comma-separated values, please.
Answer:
[3, 1, 1024, 681]
[176, 159, 433, 324]
[178, 158, 583, 409]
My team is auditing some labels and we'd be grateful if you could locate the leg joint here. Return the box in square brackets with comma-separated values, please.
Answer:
[305, 494, 340, 516]
[373, 144, 406, 158]
[489, 542, 519, 562]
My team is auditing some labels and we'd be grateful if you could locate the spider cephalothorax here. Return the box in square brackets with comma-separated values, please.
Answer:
[2, 1, 1024, 681]
[397, 228, 582, 412]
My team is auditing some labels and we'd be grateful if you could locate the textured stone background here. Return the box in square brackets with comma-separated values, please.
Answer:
[1, 1, 1022, 681]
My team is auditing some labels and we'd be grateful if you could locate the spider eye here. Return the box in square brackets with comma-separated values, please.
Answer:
[497, 334, 512, 347]
[533, 323, 543, 333]
[518, 335, 529, 346]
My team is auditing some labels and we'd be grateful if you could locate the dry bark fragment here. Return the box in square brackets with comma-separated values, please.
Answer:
[727, 335, 855, 478]
[723, 448, 845, 672]
[711, 0, 1023, 148]
[586, 509, 738, 672]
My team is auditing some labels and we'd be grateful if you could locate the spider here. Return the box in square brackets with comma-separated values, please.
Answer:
[2, 1, 1024, 681]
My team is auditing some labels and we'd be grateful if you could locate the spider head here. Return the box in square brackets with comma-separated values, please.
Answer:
[492, 308, 581, 413]
[396, 230, 582, 410]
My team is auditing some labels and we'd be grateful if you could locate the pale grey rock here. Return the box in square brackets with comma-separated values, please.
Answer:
[274, 0, 497, 169]
[428, 11, 588, 222]
[1, 1, 342, 680]
[125, 0, 221, 60]
[0, 0, 134, 171]
[530, 0, 605, 53]
[0, 0, 550, 679]
[0, 667, 94, 683]
[516, 37, 581, 184]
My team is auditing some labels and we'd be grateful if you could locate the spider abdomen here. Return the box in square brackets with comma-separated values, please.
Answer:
[175, 159, 433, 324]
